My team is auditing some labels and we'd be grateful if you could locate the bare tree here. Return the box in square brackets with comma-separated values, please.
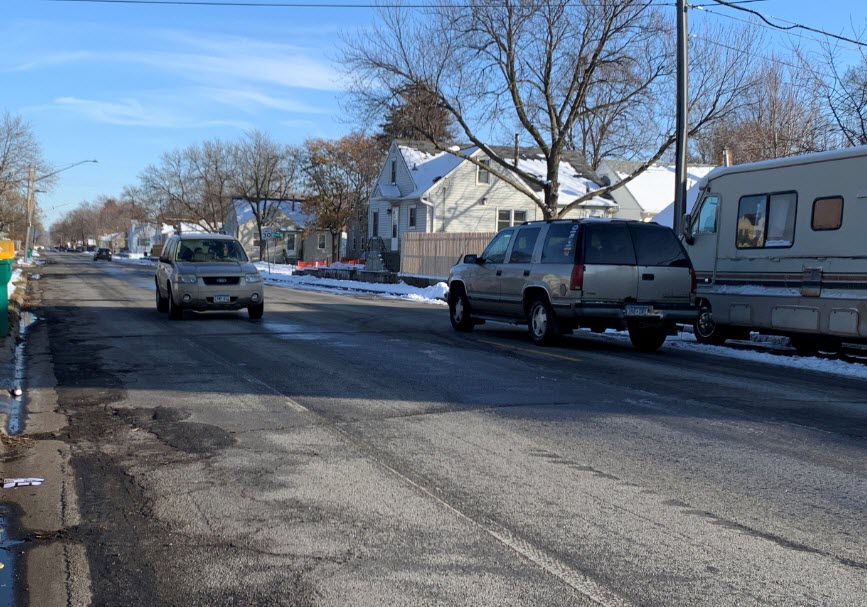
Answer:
[303, 133, 381, 262]
[695, 53, 833, 164]
[344, 0, 759, 218]
[809, 39, 867, 147]
[232, 131, 302, 260]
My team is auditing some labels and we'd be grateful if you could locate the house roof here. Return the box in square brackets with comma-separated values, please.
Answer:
[604, 161, 716, 214]
[392, 140, 610, 207]
[231, 199, 310, 229]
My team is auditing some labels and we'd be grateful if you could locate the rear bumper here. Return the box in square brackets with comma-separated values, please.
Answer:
[557, 302, 699, 323]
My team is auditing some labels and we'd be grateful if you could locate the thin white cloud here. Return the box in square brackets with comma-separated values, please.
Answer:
[54, 96, 252, 130]
[11, 51, 99, 72]
[198, 88, 330, 114]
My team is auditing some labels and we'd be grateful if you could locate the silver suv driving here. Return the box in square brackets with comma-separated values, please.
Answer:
[448, 219, 698, 351]
[155, 233, 264, 320]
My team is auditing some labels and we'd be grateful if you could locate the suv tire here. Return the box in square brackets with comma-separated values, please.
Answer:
[628, 325, 667, 352]
[167, 287, 183, 321]
[528, 296, 559, 346]
[693, 303, 728, 345]
[248, 302, 264, 320]
[449, 286, 474, 332]
[155, 282, 169, 313]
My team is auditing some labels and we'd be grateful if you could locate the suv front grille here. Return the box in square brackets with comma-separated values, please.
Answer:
[202, 276, 241, 286]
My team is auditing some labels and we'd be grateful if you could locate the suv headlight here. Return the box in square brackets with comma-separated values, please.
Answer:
[245, 273, 263, 284]
[176, 274, 198, 284]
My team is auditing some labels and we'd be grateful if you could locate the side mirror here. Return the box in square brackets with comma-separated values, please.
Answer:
[463, 254, 479, 264]
[681, 213, 695, 244]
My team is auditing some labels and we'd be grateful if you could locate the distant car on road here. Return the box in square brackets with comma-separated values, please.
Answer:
[154, 233, 264, 320]
[448, 219, 699, 352]
[94, 248, 113, 261]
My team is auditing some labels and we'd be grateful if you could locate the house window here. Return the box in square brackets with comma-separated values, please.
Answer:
[477, 159, 491, 184]
[408, 205, 417, 228]
[390, 160, 397, 184]
[361, 237, 366, 250]
[352, 236, 357, 250]
[736, 192, 797, 249]
[497, 209, 527, 231]
[253, 239, 261, 248]
[812, 196, 843, 231]
[372, 211, 379, 237]
[286, 234, 296, 252]
[318, 233, 327, 250]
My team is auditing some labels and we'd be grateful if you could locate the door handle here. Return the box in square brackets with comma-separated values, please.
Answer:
[642, 273, 655, 281]
[523, 270, 530, 277]
[496, 270, 502, 276]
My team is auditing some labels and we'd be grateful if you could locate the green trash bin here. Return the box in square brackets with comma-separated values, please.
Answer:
[0, 258, 12, 337]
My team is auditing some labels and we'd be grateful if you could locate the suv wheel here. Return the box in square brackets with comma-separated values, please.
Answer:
[167, 287, 183, 321]
[155, 282, 169, 313]
[449, 287, 474, 332]
[248, 302, 264, 320]
[628, 325, 667, 352]
[693, 303, 728, 345]
[528, 296, 559, 346]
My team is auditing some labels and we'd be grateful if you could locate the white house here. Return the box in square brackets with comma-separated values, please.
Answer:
[368, 140, 614, 253]
[224, 198, 333, 264]
[596, 160, 717, 222]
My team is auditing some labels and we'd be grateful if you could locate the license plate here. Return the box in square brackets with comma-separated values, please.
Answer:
[214, 295, 230, 303]
[626, 304, 656, 317]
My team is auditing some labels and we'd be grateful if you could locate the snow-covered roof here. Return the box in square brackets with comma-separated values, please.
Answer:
[650, 181, 705, 228]
[397, 145, 471, 198]
[232, 199, 311, 229]
[609, 163, 716, 215]
[516, 156, 611, 207]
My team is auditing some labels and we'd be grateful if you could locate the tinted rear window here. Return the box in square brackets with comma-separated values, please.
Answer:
[629, 225, 690, 267]
[583, 223, 636, 265]
[540, 223, 580, 264]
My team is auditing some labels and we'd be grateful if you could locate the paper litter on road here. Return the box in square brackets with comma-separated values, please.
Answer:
[2, 478, 43, 489]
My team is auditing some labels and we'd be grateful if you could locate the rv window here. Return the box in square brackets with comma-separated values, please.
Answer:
[766, 192, 796, 247]
[812, 196, 843, 231]
[694, 195, 719, 234]
[736, 195, 767, 248]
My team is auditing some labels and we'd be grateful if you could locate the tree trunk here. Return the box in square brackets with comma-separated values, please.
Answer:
[331, 230, 340, 263]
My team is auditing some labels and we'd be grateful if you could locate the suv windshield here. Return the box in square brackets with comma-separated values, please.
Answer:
[175, 239, 248, 263]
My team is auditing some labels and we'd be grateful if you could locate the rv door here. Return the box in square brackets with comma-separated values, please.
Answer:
[684, 194, 720, 287]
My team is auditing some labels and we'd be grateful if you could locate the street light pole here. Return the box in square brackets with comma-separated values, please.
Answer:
[22, 159, 97, 262]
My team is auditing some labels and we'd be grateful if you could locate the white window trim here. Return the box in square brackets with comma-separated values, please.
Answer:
[286, 233, 296, 251]
[477, 159, 491, 185]
[317, 233, 327, 250]
[496, 208, 528, 231]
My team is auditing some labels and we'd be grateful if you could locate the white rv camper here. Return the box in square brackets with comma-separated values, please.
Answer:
[682, 147, 867, 352]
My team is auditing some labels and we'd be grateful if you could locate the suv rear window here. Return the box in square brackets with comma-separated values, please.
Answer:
[629, 224, 690, 267]
[583, 223, 636, 265]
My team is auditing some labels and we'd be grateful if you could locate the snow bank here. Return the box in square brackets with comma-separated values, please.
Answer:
[254, 262, 447, 306]
[7, 268, 23, 299]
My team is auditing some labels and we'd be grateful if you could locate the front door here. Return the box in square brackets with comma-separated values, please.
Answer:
[391, 207, 400, 251]
[684, 193, 720, 290]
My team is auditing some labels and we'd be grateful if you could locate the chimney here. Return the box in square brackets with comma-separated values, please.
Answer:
[723, 147, 732, 167]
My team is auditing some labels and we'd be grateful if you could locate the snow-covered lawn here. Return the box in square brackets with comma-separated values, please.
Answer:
[254, 262, 448, 306]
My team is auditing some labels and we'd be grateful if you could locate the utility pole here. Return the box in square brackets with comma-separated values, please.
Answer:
[673, 0, 689, 236]
[23, 166, 35, 262]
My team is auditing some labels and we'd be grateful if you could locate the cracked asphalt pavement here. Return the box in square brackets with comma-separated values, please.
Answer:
[22, 253, 867, 606]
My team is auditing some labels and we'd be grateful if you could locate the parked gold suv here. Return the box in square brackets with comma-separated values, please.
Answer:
[448, 219, 698, 351]
[155, 233, 264, 320]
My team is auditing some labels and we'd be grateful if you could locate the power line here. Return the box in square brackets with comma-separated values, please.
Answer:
[708, 0, 867, 49]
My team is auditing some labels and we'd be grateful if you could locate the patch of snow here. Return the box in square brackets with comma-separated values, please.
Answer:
[7, 268, 23, 299]
[254, 262, 447, 305]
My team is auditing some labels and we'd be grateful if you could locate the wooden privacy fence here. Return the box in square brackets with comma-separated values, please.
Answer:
[400, 232, 496, 280]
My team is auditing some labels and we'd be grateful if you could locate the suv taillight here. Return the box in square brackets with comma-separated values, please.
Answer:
[689, 267, 697, 293]
[570, 264, 585, 290]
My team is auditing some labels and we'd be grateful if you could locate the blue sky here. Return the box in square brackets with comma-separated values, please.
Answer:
[3, 0, 866, 225]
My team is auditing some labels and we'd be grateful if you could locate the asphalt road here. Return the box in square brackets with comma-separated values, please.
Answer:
[24, 253, 867, 606]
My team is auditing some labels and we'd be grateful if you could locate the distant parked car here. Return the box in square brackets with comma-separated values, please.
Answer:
[94, 248, 113, 261]
[448, 219, 699, 352]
